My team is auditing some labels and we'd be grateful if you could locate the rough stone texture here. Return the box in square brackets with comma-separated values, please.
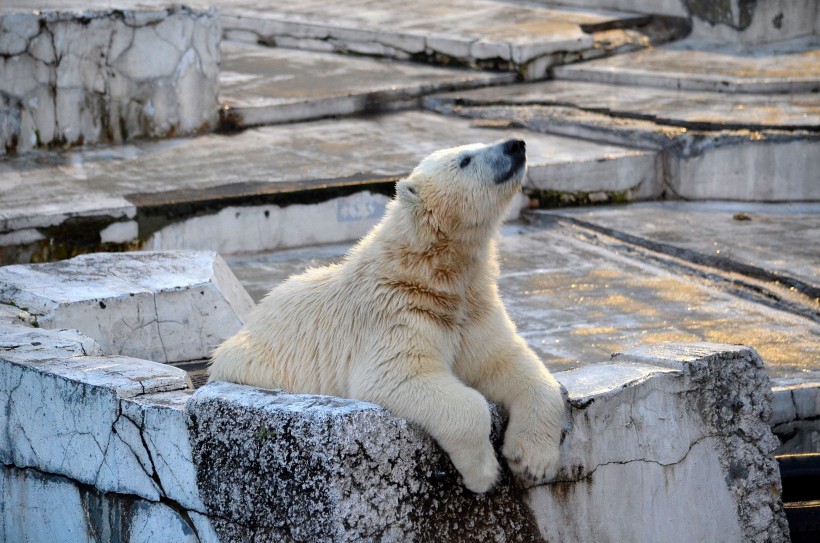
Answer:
[220, 41, 515, 128]
[0, 112, 657, 262]
[188, 381, 543, 542]
[186, 344, 788, 542]
[215, 0, 661, 79]
[554, 37, 820, 93]
[0, 463, 210, 543]
[0, 251, 253, 363]
[425, 79, 820, 132]
[541, 201, 820, 290]
[0, 5, 220, 156]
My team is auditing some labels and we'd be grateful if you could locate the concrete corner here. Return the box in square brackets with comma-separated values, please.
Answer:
[0, 251, 254, 363]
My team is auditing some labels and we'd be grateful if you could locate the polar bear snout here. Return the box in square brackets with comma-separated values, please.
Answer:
[502, 138, 525, 157]
[493, 138, 527, 185]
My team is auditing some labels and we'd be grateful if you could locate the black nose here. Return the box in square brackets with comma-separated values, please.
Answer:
[503, 139, 525, 157]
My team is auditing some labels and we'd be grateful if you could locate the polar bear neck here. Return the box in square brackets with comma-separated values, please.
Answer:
[350, 203, 499, 296]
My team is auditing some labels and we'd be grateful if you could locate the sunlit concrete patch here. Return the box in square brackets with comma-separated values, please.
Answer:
[554, 36, 820, 93]
[220, 41, 515, 128]
[0, 251, 253, 363]
[541, 201, 820, 290]
[227, 222, 820, 383]
[0, 4, 219, 156]
[0, 111, 658, 262]
[214, 0, 662, 79]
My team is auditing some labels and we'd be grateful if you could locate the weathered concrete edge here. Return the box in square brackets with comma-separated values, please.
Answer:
[1, 327, 789, 541]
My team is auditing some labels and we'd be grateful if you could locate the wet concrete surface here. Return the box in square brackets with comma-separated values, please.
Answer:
[227, 205, 820, 385]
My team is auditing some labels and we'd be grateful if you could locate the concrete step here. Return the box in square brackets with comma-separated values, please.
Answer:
[553, 37, 820, 93]
[0, 111, 658, 264]
[226, 203, 820, 383]
[521, 0, 820, 44]
[0, 2, 220, 156]
[219, 41, 515, 128]
[424, 80, 820, 201]
[216, 0, 682, 79]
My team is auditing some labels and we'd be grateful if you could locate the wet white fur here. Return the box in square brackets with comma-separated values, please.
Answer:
[209, 141, 565, 493]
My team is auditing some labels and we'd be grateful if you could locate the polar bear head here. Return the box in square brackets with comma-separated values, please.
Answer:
[394, 139, 527, 238]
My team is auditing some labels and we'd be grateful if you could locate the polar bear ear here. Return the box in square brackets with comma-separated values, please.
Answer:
[396, 178, 422, 205]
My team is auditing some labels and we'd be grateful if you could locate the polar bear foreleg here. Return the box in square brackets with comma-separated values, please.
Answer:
[357, 368, 501, 493]
[457, 311, 565, 485]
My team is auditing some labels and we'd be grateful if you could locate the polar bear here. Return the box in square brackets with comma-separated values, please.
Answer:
[209, 138, 565, 493]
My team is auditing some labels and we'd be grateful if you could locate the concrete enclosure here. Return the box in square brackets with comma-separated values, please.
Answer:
[0, 252, 789, 542]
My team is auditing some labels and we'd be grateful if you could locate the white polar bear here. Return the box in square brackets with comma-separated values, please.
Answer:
[209, 139, 565, 493]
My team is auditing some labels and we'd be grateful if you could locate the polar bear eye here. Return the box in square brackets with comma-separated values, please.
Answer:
[460, 156, 471, 168]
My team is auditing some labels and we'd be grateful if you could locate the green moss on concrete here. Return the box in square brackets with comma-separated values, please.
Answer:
[526, 188, 634, 209]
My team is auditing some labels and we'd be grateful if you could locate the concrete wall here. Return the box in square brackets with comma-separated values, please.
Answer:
[0, 6, 220, 155]
[0, 252, 791, 542]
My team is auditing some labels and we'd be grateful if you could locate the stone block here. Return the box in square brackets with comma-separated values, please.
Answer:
[0, 251, 254, 363]
[0, 5, 219, 156]
[0, 327, 190, 501]
[187, 381, 546, 542]
[189, 343, 787, 542]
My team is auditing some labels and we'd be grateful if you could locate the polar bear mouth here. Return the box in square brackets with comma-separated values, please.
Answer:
[493, 139, 527, 185]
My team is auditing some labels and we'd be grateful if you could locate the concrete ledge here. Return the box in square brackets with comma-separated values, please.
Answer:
[0, 318, 789, 542]
[0, 5, 219, 155]
[0, 251, 253, 363]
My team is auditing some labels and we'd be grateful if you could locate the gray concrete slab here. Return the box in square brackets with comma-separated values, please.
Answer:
[553, 37, 820, 93]
[425, 79, 820, 131]
[0, 112, 656, 247]
[227, 222, 820, 383]
[543, 202, 820, 291]
[215, 0, 664, 78]
[219, 41, 515, 127]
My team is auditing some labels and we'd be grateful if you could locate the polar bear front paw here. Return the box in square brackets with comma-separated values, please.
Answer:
[452, 442, 501, 493]
[502, 424, 560, 485]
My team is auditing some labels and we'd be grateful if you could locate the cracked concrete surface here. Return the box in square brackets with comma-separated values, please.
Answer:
[0, 5, 219, 156]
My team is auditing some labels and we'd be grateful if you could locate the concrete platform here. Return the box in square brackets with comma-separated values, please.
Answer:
[424, 81, 820, 201]
[541, 202, 820, 291]
[228, 205, 820, 384]
[0, 111, 658, 263]
[216, 0, 669, 78]
[554, 37, 820, 93]
[219, 41, 514, 128]
[426, 79, 820, 131]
